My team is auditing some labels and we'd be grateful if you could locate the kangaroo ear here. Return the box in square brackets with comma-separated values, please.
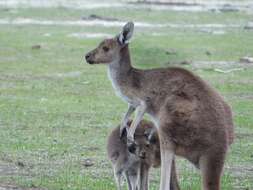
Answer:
[118, 22, 134, 45]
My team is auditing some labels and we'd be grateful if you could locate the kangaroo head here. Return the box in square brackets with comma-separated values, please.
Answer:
[85, 22, 134, 64]
[131, 127, 160, 163]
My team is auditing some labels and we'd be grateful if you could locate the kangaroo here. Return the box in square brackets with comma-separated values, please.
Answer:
[85, 22, 234, 190]
[107, 120, 180, 190]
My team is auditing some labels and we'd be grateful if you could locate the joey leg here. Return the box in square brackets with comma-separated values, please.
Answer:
[125, 172, 133, 190]
[114, 168, 123, 190]
[138, 163, 149, 190]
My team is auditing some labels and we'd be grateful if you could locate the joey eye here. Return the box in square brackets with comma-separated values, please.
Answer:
[146, 143, 150, 148]
[103, 46, 109, 52]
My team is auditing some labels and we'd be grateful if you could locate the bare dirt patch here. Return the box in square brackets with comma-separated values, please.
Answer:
[0, 160, 40, 190]
[0, 184, 45, 190]
[0, 18, 244, 29]
[0, 1, 125, 10]
[128, 0, 253, 12]
[192, 61, 253, 70]
[0, 71, 83, 83]
[67, 32, 112, 39]
[1, 0, 252, 12]
[81, 14, 119, 22]
[236, 132, 253, 139]
[226, 165, 253, 178]
[0, 161, 19, 177]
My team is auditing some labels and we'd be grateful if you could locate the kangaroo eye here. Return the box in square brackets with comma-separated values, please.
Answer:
[103, 46, 109, 52]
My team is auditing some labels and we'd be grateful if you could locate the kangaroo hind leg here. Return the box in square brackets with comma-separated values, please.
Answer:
[199, 150, 226, 190]
[159, 134, 175, 190]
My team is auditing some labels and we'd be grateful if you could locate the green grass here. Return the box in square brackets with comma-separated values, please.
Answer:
[0, 5, 253, 190]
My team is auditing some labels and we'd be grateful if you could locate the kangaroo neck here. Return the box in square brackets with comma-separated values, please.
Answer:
[107, 45, 139, 106]
[109, 45, 132, 74]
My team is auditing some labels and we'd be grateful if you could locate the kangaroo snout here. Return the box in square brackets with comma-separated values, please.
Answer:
[85, 52, 94, 64]
[139, 151, 146, 159]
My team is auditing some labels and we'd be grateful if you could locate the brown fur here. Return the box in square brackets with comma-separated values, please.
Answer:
[86, 22, 234, 190]
[107, 120, 180, 190]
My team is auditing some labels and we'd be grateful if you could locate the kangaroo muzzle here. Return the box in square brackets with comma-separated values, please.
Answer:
[85, 51, 95, 64]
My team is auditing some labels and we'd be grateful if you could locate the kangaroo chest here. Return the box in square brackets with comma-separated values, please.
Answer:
[107, 67, 140, 106]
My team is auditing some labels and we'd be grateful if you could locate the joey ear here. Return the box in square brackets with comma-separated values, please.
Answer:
[117, 22, 134, 45]
[120, 126, 128, 143]
[121, 127, 127, 138]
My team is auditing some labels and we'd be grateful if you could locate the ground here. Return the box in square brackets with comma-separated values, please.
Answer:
[0, 0, 253, 190]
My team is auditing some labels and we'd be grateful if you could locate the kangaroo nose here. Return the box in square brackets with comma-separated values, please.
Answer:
[85, 53, 94, 64]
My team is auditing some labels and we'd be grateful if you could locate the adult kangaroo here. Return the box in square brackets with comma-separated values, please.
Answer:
[85, 22, 234, 190]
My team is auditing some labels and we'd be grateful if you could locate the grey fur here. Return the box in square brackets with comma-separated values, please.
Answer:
[86, 22, 234, 190]
[107, 120, 180, 190]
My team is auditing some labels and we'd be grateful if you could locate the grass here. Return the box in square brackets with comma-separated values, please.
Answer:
[0, 3, 253, 190]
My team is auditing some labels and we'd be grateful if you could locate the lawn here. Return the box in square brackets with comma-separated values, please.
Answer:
[0, 2, 252, 190]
